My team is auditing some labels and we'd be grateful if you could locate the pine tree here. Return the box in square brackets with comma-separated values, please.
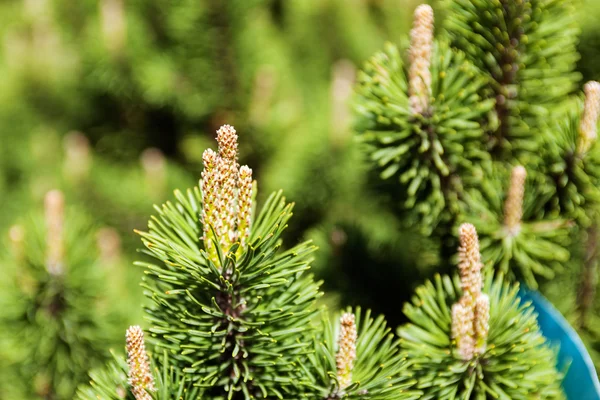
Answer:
[0, 191, 123, 399]
[353, 0, 600, 382]
[355, 4, 494, 233]
[77, 125, 419, 399]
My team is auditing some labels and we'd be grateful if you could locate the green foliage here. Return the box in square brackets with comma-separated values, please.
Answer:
[0, 208, 121, 399]
[306, 307, 419, 399]
[355, 41, 493, 232]
[399, 273, 565, 399]
[444, 0, 580, 161]
[463, 165, 572, 288]
[137, 186, 322, 398]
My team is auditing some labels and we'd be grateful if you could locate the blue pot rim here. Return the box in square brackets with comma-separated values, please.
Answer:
[519, 287, 600, 399]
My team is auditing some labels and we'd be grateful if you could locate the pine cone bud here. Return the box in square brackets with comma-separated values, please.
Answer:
[200, 125, 256, 267]
[451, 301, 475, 361]
[45, 190, 65, 275]
[237, 165, 253, 250]
[474, 293, 490, 355]
[453, 223, 489, 361]
[336, 313, 357, 391]
[458, 223, 483, 296]
[202, 148, 220, 263]
[579, 81, 600, 154]
[503, 166, 526, 234]
[216, 124, 238, 161]
[408, 4, 434, 115]
[216, 155, 239, 250]
[126, 326, 155, 400]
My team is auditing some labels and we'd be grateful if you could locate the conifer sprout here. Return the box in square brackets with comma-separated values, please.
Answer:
[126, 326, 155, 400]
[408, 5, 433, 115]
[45, 189, 65, 275]
[100, 0, 126, 54]
[503, 165, 526, 235]
[578, 81, 600, 154]
[355, 4, 493, 232]
[335, 313, 357, 391]
[307, 308, 419, 400]
[201, 125, 253, 264]
[131, 124, 322, 398]
[451, 223, 488, 360]
[76, 350, 202, 400]
[78, 126, 420, 399]
[399, 224, 565, 399]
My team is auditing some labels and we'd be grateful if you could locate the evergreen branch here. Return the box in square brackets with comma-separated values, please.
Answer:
[401, 273, 564, 399]
[444, 0, 581, 160]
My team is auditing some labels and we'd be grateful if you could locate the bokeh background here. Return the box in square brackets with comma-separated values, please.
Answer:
[0, 0, 599, 371]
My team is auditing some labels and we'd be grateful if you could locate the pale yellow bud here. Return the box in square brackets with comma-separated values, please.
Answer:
[578, 81, 600, 154]
[200, 125, 257, 268]
[452, 224, 489, 361]
[336, 313, 357, 391]
[236, 165, 253, 252]
[100, 0, 126, 54]
[126, 326, 155, 400]
[458, 223, 483, 297]
[503, 166, 527, 234]
[45, 190, 65, 275]
[408, 4, 434, 115]
[474, 294, 490, 355]
[202, 148, 220, 263]
[451, 301, 475, 361]
[216, 124, 238, 161]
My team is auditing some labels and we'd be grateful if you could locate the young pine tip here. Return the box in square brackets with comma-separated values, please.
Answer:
[452, 223, 489, 360]
[457, 222, 483, 296]
[503, 165, 526, 235]
[126, 326, 155, 400]
[336, 312, 357, 391]
[408, 4, 434, 115]
[201, 125, 254, 266]
[579, 81, 600, 154]
[45, 190, 65, 275]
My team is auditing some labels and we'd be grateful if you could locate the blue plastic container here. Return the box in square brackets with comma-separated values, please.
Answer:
[519, 288, 600, 399]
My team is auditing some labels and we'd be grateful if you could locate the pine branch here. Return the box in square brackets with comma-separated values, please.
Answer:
[355, 6, 493, 233]
[135, 125, 322, 399]
[444, 0, 581, 161]
[0, 191, 120, 399]
[399, 224, 565, 399]
[306, 308, 419, 400]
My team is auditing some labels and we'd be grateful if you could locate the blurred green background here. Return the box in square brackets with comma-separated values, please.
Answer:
[0, 0, 599, 361]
